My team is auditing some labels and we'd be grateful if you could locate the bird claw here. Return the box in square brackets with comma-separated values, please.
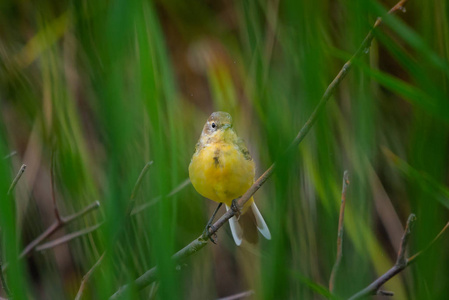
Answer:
[202, 202, 222, 244]
[202, 224, 218, 244]
[231, 199, 241, 220]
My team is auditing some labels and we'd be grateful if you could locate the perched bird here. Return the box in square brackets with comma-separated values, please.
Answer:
[189, 111, 271, 245]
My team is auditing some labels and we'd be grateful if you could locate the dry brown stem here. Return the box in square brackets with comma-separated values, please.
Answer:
[348, 215, 449, 299]
[329, 171, 350, 292]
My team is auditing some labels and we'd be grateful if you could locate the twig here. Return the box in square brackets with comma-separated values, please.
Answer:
[74, 253, 105, 300]
[76, 162, 154, 298]
[2, 151, 17, 160]
[348, 215, 416, 300]
[7, 164, 26, 195]
[329, 171, 350, 292]
[2, 158, 101, 298]
[396, 214, 416, 266]
[0, 201, 100, 271]
[128, 161, 153, 213]
[35, 222, 103, 252]
[109, 1, 410, 298]
[131, 178, 190, 215]
[217, 290, 255, 300]
[348, 215, 449, 300]
[62, 201, 101, 224]
[0, 200, 101, 271]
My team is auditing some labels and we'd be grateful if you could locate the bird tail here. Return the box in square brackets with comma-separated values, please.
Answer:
[226, 204, 243, 246]
[225, 200, 271, 246]
[250, 201, 271, 240]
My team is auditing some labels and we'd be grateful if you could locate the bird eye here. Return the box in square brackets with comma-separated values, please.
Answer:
[211, 122, 216, 129]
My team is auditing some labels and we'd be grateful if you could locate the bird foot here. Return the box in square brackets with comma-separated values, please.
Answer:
[231, 199, 241, 220]
[202, 224, 218, 244]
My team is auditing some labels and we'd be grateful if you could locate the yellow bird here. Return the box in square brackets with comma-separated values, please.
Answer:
[189, 111, 271, 245]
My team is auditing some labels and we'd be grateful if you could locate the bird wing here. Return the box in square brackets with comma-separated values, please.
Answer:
[235, 137, 252, 161]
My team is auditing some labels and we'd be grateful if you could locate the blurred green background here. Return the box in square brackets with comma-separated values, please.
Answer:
[1, 0, 448, 299]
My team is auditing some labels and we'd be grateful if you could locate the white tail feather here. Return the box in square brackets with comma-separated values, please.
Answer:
[251, 202, 271, 240]
[226, 205, 243, 246]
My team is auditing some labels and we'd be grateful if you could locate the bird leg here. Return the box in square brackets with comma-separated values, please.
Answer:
[202, 202, 222, 244]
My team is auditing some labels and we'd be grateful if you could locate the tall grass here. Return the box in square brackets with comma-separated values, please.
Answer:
[0, 0, 448, 299]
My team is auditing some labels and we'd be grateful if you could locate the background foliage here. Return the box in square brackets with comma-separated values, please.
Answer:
[0, 0, 448, 299]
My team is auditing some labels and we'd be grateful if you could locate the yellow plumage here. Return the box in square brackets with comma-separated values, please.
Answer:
[189, 133, 254, 210]
[189, 111, 270, 245]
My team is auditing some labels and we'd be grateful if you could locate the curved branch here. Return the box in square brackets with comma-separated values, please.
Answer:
[348, 216, 449, 300]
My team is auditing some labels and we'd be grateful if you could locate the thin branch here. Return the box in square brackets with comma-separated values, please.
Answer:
[19, 222, 59, 260]
[348, 215, 449, 300]
[131, 178, 190, 215]
[2, 151, 17, 160]
[75, 162, 154, 298]
[217, 290, 255, 300]
[0, 201, 101, 271]
[74, 253, 105, 300]
[62, 201, 100, 224]
[128, 161, 153, 213]
[374, 0, 409, 27]
[2, 158, 101, 296]
[35, 222, 103, 252]
[329, 170, 350, 292]
[1, 200, 101, 268]
[396, 214, 416, 266]
[7, 164, 26, 195]
[109, 1, 410, 298]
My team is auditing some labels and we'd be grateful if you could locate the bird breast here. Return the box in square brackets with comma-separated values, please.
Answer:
[189, 142, 255, 206]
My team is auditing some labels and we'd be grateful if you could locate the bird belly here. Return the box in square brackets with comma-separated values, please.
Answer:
[189, 143, 254, 207]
